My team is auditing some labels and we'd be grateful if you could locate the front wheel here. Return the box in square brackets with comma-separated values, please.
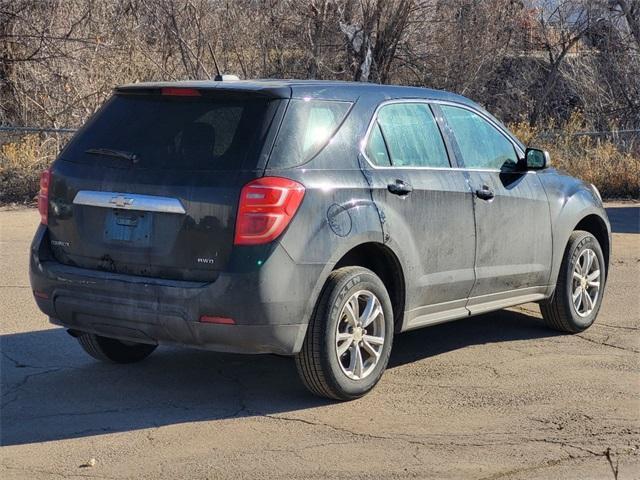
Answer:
[77, 333, 157, 363]
[540, 230, 606, 333]
[295, 266, 394, 400]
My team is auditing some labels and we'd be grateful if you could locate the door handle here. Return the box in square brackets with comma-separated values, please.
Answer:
[475, 184, 495, 201]
[387, 179, 413, 196]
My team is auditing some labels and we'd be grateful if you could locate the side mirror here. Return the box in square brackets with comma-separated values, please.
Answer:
[524, 148, 550, 170]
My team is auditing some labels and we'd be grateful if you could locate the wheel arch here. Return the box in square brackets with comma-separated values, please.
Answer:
[573, 214, 610, 279]
[333, 242, 406, 333]
[540, 171, 612, 297]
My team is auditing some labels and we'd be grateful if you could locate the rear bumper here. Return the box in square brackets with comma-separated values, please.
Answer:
[50, 312, 306, 356]
[29, 225, 318, 354]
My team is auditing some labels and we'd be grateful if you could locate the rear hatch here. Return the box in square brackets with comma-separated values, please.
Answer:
[47, 87, 284, 281]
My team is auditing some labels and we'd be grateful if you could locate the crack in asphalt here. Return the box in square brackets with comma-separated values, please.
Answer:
[598, 322, 639, 331]
[1, 368, 65, 401]
[6, 360, 636, 456]
[606, 447, 620, 480]
[2, 351, 37, 369]
[258, 412, 638, 454]
[202, 369, 543, 452]
[1, 351, 86, 407]
[212, 367, 250, 418]
[255, 411, 639, 480]
[477, 446, 634, 480]
[575, 334, 640, 354]
[3, 357, 638, 477]
[1, 350, 81, 371]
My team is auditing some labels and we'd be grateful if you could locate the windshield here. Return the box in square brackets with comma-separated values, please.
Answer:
[61, 93, 279, 170]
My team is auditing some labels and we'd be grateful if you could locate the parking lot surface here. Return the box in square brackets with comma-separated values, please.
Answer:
[1, 204, 638, 479]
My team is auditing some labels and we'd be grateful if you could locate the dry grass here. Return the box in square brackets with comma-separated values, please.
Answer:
[1, 118, 638, 204]
[0, 134, 63, 204]
[509, 113, 639, 199]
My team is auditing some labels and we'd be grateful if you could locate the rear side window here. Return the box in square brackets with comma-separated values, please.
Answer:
[365, 123, 391, 166]
[269, 99, 352, 168]
[441, 105, 519, 170]
[371, 103, 449, 168]
[61, 93, 278, 170]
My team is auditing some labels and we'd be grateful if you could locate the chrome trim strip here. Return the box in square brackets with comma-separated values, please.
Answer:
[359, 98, 526, 173]
[73, 191, 186, 214]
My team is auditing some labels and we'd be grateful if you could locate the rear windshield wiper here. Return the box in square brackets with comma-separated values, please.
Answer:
[85, 148, 140, 163]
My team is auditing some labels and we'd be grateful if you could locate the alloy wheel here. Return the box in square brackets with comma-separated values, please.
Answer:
[335, 290, 386, 380]
[572, 248, 601, 317]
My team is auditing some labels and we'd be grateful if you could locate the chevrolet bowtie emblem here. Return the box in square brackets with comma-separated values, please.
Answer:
[109, 195, 134, 208]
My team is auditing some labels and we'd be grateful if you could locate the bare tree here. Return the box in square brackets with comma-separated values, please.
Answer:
[529, 0, 602, 126]
[614, 0, 640, 48]
[339, 0, 414, 82]
[1, 0, 638, 131]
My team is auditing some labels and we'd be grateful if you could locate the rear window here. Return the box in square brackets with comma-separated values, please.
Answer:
[61, 93, 278, 170]
[269, 99, 352, 168]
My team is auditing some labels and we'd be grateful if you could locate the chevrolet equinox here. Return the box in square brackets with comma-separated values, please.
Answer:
[30, 80, 611, 399]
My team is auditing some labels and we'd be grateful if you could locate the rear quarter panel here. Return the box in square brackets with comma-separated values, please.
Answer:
[267, 94, 392, 331]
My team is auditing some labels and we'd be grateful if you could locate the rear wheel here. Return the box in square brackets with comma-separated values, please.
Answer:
[77, 333, 157, 363]
[540, 230, 605, 333]
[295, 267, 394, 400]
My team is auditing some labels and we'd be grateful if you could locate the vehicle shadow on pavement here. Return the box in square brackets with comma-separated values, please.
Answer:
[1, 309, 556, 446]
[605, 205, 639, 234]
[389, 308, 558, 368]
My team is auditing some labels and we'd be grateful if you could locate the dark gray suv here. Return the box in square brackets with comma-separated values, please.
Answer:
[30, 80, 610, 400]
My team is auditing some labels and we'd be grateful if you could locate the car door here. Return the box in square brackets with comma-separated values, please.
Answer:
[437, 104, 552, 313]
[361, 101, 476, 329]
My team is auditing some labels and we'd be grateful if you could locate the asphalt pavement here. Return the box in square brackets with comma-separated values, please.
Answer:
[1, 203, 638, 479]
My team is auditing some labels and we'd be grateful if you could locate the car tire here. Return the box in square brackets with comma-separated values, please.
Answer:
[540, 230, 606, 333]
[77, 333, 157, 363]
[295, 266, 394, 400]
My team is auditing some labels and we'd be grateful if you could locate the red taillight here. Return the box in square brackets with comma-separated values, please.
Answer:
[199, 315, 235, 325]
[161, 87, 201, 96]
[38, 168, 51, 225]
[234, 177, 305, 245]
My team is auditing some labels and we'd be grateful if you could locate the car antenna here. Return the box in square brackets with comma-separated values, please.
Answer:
[208, 43, 223, 81]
